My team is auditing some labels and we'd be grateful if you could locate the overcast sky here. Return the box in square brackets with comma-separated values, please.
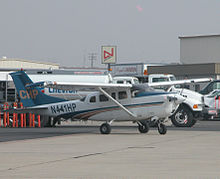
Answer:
[0, 0, 220, 68]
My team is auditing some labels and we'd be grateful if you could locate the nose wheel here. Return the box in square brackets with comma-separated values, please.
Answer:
[157, 123, 167, 135]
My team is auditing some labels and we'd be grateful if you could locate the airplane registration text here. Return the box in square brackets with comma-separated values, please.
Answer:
[50, 103, 76, 114]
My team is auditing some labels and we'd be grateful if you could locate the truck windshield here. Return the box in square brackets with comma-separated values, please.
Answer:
[152, 77, 169, 82]
[200, 81, 220, 95]
[133, 79, 139, 84]
[170, 76, 176, 81]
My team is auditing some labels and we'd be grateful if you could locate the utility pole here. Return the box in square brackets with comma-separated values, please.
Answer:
[88, 53, 97, 68]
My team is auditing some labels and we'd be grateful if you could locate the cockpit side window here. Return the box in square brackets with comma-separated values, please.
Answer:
[118, 91, 127, 99]
[89, 96, 96, 103]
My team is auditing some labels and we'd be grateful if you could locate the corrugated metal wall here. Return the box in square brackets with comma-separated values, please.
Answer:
[148, 63, 217, 77]
[180, 35, 220, 64]
[0, 58, 59, 69]
[215, 63, 220, 74]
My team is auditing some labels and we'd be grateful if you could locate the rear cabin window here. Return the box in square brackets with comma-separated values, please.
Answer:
[99, 94, 109, 102]
[111, 92, 116, 99]
[118, 91, 127, 99]
[90, 96, 96, 103]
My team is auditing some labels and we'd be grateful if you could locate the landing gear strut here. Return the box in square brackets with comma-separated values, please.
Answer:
[52, 117, 61, 127]
[100, 123, 111, 134]
[138, 121, 150, 133]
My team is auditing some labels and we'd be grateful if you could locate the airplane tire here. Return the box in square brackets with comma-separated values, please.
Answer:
[100, 123, 111, 134]
[138, 121, 150, 133]
[170, 106, 195, 127]
[158, 123, 167, 135]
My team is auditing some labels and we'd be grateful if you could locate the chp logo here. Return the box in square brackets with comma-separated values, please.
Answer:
[19, 89, 38, 99]
[101, 46, 116, 64]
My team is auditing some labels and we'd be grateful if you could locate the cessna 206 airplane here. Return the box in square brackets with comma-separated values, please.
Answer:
[10, 70, 186, 135]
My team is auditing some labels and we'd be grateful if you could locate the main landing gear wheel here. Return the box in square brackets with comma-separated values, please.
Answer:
[157, 123, 167, 135]
[100, 123, 111, 134]
[138, 121, 150, 133]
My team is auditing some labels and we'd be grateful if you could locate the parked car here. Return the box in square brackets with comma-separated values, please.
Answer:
[200, 80, 220, 120]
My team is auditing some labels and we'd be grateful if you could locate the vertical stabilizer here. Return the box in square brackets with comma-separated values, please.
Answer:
[10, 71, 67, 107]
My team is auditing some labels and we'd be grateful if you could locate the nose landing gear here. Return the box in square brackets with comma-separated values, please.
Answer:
[157, 122, 167, 135]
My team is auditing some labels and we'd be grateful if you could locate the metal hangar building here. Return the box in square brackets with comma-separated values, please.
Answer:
[148, 34, 220, 81]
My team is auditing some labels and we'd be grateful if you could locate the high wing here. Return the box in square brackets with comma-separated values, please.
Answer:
[26, 77, 213, 92]
[148, 78, 213, 87]
[27, 81, 132, 91]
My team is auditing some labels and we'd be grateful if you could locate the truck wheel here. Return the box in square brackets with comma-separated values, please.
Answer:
[170, 106, 195, 127]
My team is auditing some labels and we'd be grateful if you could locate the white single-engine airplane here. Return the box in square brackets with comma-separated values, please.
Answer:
[11, 70, 186, 135]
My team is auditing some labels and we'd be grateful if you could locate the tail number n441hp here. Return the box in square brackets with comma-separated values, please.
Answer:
[50, 103, 76, 114]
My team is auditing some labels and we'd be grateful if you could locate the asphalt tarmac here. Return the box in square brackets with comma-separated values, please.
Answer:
[0, 120, 220, 178]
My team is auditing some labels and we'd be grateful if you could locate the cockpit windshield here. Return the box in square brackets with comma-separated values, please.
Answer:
[133, 79, 139, 84]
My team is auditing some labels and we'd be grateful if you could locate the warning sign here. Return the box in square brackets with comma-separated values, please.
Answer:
[101, 46, 116, 64]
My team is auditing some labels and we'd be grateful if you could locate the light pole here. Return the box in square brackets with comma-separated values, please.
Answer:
[88, 53, 97, 68]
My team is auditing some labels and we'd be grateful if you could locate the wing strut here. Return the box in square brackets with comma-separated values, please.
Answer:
[98, 87, 137, 118]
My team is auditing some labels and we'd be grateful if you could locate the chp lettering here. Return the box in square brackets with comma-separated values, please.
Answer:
[19, 89, 38, 99]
